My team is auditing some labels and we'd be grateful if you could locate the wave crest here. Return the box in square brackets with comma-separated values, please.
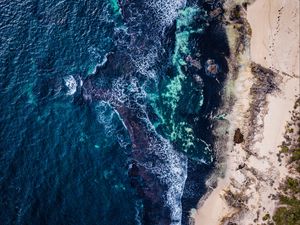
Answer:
[63, 75, 77, 95]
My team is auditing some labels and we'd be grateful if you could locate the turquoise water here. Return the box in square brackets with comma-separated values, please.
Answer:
[0, 0, 228, 224]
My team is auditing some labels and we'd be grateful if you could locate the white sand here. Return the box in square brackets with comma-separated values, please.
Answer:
[248, 0, 299, 76]
[191, 0, 299, 224]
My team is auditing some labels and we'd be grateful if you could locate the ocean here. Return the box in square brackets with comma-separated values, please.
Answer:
[0, 0, 229, 224]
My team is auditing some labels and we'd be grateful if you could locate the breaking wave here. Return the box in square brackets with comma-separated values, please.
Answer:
[64, 75, 77, 95]
[146, 0, 186, 27]
[146, 136, 188, 225]
[84, 0, 216, 223]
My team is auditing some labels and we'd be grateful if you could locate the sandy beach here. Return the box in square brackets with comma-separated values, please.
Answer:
[191, 0, 300, 224]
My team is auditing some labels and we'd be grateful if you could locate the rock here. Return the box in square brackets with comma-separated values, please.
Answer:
[234, 128, 244, 144]
[209, 7, 223, 18]
[186, 55, 202, 70]
[205, 59, 219, 77]
[237, 163, 246, 170]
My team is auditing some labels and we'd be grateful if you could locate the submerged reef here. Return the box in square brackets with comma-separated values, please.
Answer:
[80, 0, 230, 224]
[0, 0, 230, 224]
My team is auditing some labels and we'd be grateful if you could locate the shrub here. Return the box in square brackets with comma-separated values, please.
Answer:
[262, 213, 270, 221]
[273, 206, 300, 225]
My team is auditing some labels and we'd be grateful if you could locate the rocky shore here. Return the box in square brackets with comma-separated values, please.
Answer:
[191, 0, 300, 224]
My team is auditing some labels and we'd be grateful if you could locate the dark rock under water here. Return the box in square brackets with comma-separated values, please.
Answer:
[0, 0, 229, 224]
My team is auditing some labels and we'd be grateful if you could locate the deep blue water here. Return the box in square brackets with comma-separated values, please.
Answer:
[0, 0, 228, 224]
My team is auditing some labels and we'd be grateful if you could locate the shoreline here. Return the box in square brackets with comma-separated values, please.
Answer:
[191, 0, 299, 224]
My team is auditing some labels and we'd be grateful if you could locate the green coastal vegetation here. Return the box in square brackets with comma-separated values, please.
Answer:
[272, 98, 300, 225]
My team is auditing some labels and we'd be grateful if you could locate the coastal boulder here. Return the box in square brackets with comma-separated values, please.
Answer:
[205, 59, 219, 77]
[234, 128, 244, 144]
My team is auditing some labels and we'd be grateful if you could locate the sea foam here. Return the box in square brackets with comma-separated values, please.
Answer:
[63, 75, 77, 95]
[146, 0, 187, 27]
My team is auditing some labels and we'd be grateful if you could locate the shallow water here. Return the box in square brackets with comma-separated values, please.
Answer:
[0, 0, 228, 224]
